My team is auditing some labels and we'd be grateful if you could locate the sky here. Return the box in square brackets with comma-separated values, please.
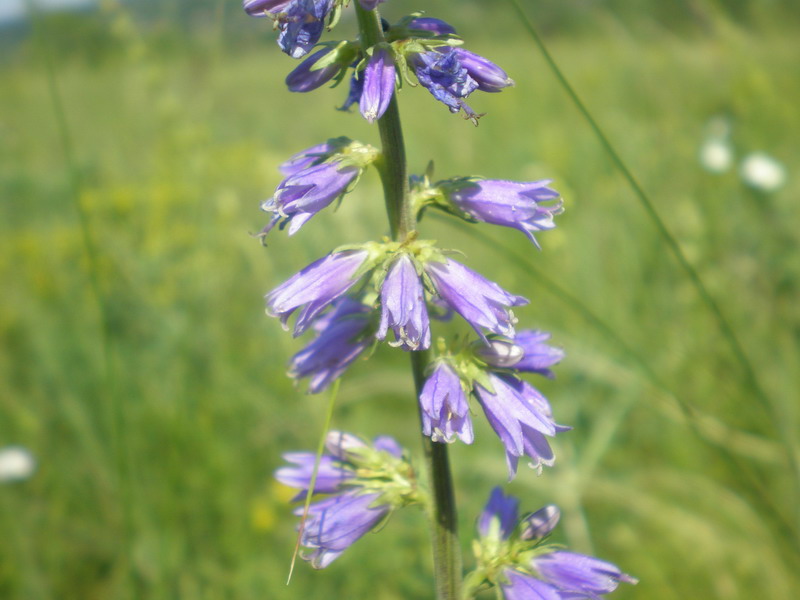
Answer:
[0, 0, 96, 23]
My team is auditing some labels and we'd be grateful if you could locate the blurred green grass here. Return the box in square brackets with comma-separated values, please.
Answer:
[1, 1, 799, 599]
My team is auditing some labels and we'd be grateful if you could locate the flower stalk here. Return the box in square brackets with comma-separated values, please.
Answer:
[355, 4, 462, 598]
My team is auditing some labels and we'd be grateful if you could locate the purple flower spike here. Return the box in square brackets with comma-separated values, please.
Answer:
[360, 47, 396, 123]
[478, 487, 519, 541]
[243, 0, 292, 17]
[533, 551, 638, 596]
[289, 297, 373, 393]
[502, 570, 561, 600]
[286, 48, 344, 93]
[425, 258, 528, 341]
[473, 373, 569, 479]
[445, 179, 563, 249]
[261, 160, 359, 236]
[408, 17, 457, 36]
[377, 254, 430, 351]
[265, 249, 370, 336]
[298, 491, 390, 568]
[274, 452, 353, 495]
[357, 0, 387, 9]
[419, 362, 473, 444]
[453, 48, 514, 93]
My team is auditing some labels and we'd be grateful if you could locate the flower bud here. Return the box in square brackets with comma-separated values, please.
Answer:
[474, 339, 524, 368]
[360, 47, 396, 123]
[325, 431, 368, 460]
[453, 48, 514, 93]
[286, 48, 344, 93]
[407, 17, 457, 36]
[519, 504, 560, 540]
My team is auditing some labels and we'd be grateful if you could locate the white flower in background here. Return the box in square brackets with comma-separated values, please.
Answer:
[0, 446, 36, 483]
[700, 138, 734, 173]
[699, 115, 734, 174]
[740, 152, 787, 192]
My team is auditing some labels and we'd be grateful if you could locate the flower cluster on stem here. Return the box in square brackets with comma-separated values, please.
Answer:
[245, 1, 635, 598]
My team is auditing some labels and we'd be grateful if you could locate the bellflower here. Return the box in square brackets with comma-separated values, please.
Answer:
[475, 330, 565, 378]
[289, 297, 373, 393]
[278, 138, 346, 176]
[473, 373, 569, 479]
[261, 160, 359, 236]
[501, 569, 561, 600]
[453, 48, 514, 93]
[424, 258, 528, 341]
[286, 47, 346, 93]
[298, 491, 390, 568]
[265, 249, 370, 336]
[377, 254, 430, 351]
[278, 0, 334, 58]
[419, 362, 473, 444]
[274, 452, 354, 496]
[532, 552, 638, 597]
[243, 0, 292, 16]
[471, 490, 636, 599]
[407, 17, 457, 36]
[478, 487, 519, 541]
[443, 179, 563, 249]
[338, 68, 364, 112]
[412, 48, 480, 120]
[277, 432, 420, 569]
[360, 47, 396, 123]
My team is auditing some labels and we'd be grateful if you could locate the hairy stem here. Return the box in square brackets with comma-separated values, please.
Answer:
[354, 5, 462, 598]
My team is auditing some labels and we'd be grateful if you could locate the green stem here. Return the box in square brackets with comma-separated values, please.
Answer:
[354, 5, 462, 599]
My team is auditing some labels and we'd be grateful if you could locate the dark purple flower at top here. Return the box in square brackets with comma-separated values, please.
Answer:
[243, 0, 292, 17]
[412, 49, 479, 120]
[407, 17, 457, 36]
[454, 48, 514, 93]
[266, 249, 370, 336]
[443, 179, 563, 249]
[473, 373, 569, 479]
[275, 452, 353, 496]
[424, 258, 528, 341]
[261, 159, 359, 236]
[286, 47, 345, 93]
[377, 254, 430, 351]
[478, 487, 519, 541]
[289, 297, 373, 393]
[297, 490, 390, 568]
[501, 570, 561, 600]
[360, 47, 396, 123]
[419, 362, 473, 444]
[357, 0, 387, 9]
[532, 552, 638, 596]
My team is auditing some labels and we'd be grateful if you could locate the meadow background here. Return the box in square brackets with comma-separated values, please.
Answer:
[1, 0, 799, 598]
